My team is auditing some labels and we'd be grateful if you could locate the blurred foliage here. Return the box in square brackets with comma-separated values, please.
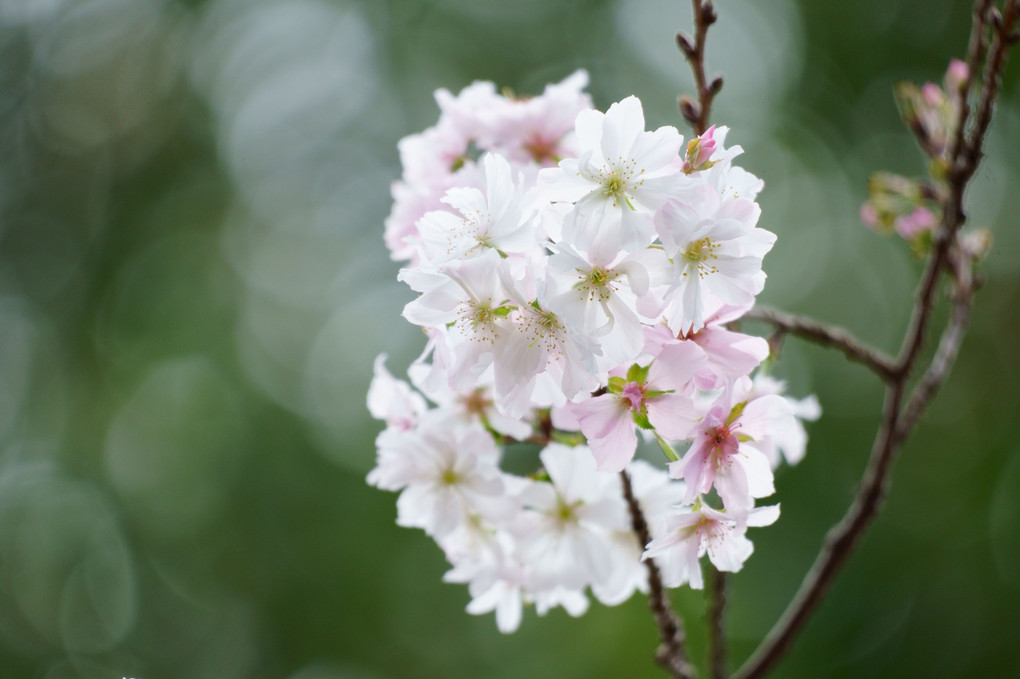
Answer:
[0, 0, 1018, 678]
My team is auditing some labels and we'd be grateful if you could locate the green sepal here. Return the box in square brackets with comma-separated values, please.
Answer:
[626, 362, 650, 384]
[530, 469, 551, 483]
[928, 157, 949, 182]
[607, 376, 626, 394]
[655, 434, 680, 463]
[644, 389, 672, 398]
[633, 410, 654, 431]
[726, 400, 748, 426]
[551, 430, 586, 447]
[893, 82, 922, 125]
[909, 228, 935, 259]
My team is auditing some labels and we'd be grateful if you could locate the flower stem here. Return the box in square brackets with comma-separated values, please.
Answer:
[620, 470, 697, 679]
[706, 567, 728, 679]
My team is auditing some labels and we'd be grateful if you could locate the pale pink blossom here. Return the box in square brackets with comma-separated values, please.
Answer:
[493, 279, 600, 416]
[571, 341, 706, 472]
[655, 189, 775, 333]
[738, 375, 821, 468]
[592, 460, 687, 605]
[544, 240, 668, 366]
[417, 153, 536, 265]
[485, 70, 592, 166]
[389, 417, 515, 539]
[401, 250, 512, 391]
[643, 503, 780, 589]
[516, 444, 628, 590]
[642, 303, 770, 391]
[367, 353, 427, 432]
[539, 96, 687, 254]
[672, 388, 793, 513]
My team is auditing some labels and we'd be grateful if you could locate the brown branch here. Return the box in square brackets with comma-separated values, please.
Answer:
[959, 0, 1020, 181]
[948, 0, 992, 164]
[741, 307, 898, 382]
[677, 0, 721, 135]
[897, 251, 978, 439]
[620, 470, 697, 679]
[732, 377, 907, 679]
[732, 4, 1018, 678]
[706, 567, 728, 679]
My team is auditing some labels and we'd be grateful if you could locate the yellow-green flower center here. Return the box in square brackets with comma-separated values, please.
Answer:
[682, 237, 721, 278]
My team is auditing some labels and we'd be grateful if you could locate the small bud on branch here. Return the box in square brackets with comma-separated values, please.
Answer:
[678, 96, 700, 125]
[676, 32, 696, 58]
[701, 1, 718, 25]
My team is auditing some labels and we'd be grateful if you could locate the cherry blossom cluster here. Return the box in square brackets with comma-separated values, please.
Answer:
[369, 71, 819, 631]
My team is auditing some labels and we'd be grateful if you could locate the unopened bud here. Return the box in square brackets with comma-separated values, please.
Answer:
[683, 124, 717, 174]
[894, 82, 921, 122]
[679, 96, 699, 124]
[676, 32, 696, 57]
[709, 76, 724, 95]
[958, 228, 992, 260]
[860, 202, 880, 230]
[945, 59, 969, 92]
[701, 1, 717, 25]
[989, 7, 1003, 29]
[894, 206, 938, 240]
[921, 82, 943, 107]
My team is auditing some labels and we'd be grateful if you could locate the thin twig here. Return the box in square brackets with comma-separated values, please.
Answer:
[732, 4, 1018, 677]
[960, 0, 1020, 179]
[636, 4, 727, 676]
[948, 0, 992, 164]
[621, 471, 697, 679]
[732, 379, 907, 679]
[741, 307, 898, 381]
[897, 251, 977, 439]
[706, 567, 728, 679]
[677, 0, 721, 134]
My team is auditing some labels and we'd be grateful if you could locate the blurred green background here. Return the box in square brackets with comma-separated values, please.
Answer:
[1, 1, 1019, 677]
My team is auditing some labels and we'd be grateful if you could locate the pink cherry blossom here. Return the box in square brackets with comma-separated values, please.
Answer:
[643, 503, 780, 589]
[572, 341, 706, 472]
[672, 389, 793, 513]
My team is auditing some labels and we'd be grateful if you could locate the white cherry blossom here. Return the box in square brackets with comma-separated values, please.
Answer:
[540, 95, 687, 254]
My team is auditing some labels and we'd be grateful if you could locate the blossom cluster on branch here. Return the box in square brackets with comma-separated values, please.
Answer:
[367, 72, 818, 632]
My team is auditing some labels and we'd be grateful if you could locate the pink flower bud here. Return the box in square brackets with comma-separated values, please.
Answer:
[859, 202, 879, 229]
[945, 59, 969, 92]
[695, 125, 717, 166]
[682, 125, 718, 173]
[922, 82, 943, 107]
[894, 206, 937, 239]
